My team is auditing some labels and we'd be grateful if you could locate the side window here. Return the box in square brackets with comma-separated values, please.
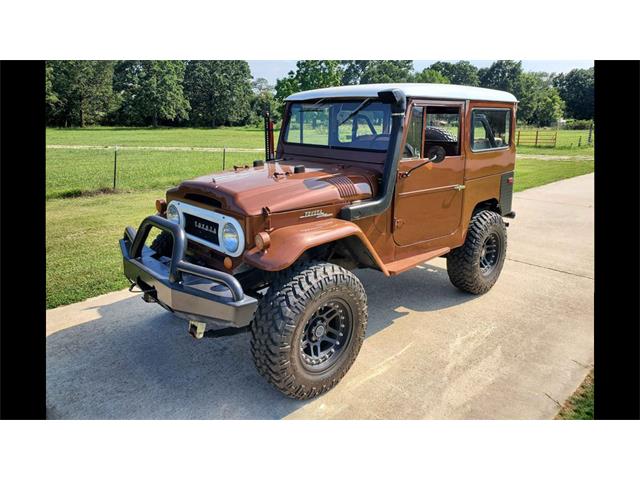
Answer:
[424, 106, 460, 157]
[471, 109, 511, 151]
[403, 106, 423, 158]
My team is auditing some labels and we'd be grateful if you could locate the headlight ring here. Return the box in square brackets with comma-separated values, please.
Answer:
[221, 222, 240, 253]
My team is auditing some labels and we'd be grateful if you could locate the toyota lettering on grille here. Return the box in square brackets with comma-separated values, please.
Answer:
[195, 220, 217, 235]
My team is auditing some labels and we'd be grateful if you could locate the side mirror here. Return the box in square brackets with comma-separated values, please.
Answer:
[425, 145, 446, 164]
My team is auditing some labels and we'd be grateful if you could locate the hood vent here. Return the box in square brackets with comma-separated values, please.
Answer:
[184, 193, 222, 209]
[325, 175, 359, 201]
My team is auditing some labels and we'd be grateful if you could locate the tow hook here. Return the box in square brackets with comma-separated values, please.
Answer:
[188, 320, 207, 340]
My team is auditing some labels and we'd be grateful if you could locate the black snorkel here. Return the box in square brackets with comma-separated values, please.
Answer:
[339, 88, 407, 221]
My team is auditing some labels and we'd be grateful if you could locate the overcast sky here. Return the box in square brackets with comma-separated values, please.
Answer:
[248, 60, 594, 85]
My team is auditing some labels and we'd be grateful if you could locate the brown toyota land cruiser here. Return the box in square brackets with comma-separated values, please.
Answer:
[120, 83, 517, 399]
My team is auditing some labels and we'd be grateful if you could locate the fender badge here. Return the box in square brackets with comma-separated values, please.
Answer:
[300, 209, 332, 219]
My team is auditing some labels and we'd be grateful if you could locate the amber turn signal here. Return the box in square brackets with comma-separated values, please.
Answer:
[255, 232, 271, 251]
[223, 256, 233, 270]
[155, 199, 167, 214]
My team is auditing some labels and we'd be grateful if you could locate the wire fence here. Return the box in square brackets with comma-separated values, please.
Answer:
[46, 145, 265, 199]
[516, 123, 594, 148]
[47, 123, 595, 199]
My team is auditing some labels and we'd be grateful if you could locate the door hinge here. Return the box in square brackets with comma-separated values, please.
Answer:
[454, 184, 466, 191]
[393, 218, 405, 230]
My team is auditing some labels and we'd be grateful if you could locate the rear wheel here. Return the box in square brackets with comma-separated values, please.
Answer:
[447, 210, 507, 294]
[250, 261, 367, 400]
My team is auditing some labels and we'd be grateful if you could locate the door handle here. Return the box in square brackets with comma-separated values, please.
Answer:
[454, 184, 466, 191]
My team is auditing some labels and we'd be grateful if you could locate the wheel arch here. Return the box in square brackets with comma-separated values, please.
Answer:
[242, 218, 389, 274]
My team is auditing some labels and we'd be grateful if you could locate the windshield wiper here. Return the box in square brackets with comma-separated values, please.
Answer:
[337, 98, 372, 126]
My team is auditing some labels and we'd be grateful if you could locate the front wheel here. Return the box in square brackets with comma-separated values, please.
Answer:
[447, 210, 507, 294]
[250, 261, 367, 400]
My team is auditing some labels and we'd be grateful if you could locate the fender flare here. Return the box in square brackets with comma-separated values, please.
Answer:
[242, 218, 389, 274]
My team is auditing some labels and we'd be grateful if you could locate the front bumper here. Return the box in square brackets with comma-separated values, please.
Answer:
[119, 215, 258, 329]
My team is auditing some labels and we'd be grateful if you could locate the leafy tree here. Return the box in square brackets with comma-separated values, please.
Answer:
[553, 67, 594, 119]
[273, 61, 343, 115]
[515, 71, 545, 124]
[429, 61, 479, 86]
[274, 72, 300, 115]
[184, 60, 253, 127]
[360, 60, 414, 84]
[412, 67, 450, 84]
[340, 60, 372, 85]
[294, 60, 343, 90]
[45, 62, 58, 111]
[252, 77, 272, 94]
[130, 60, 190, 127]
[251, 78, 280, 124]
[478, 60, 523, 94]
[529, 88, 565, 126]
[515, 72, 565, 126]
[47, 61, 116, 126]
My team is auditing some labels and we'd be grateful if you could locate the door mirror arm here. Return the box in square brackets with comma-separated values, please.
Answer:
[400, 147, 446, 178]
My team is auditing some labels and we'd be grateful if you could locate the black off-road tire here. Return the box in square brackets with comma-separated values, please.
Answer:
[425, 126, 457, 143]
[447, 210, 507, 295]
[150, 231, 173, 257]
[250, 261, 367, 400]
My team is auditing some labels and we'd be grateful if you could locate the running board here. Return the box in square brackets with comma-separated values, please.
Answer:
[384, 247, 451, 276]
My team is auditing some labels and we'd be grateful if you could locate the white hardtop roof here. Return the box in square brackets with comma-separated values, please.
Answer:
[285, 83, 517, 103]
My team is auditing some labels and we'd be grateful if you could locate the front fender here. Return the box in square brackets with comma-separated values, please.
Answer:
[242, 218, 388, 274]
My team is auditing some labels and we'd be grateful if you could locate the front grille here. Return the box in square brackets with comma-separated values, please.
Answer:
[184, 213, 219, 245]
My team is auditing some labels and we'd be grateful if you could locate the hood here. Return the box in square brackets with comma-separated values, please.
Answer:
[174, 160, 379, 216]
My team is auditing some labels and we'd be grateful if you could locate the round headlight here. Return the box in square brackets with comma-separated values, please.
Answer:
[222, 223, 239, 252]
[166, 203, 180, 224]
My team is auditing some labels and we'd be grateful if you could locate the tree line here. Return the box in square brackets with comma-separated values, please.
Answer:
[46, 60, 593, 128]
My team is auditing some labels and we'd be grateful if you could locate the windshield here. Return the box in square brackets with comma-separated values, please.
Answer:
[284, 100, 391, 151]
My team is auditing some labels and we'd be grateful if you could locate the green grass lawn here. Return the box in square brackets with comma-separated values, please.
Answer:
[46, 190, 165, 308]
[46, 148, 262, 199]
[556, 370, 594, 419]
[514, 159, 594, 192]
[46, 157, 594, 309]
[46, 125, 276, 148]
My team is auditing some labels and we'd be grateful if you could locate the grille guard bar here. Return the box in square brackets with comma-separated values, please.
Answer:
[120, 215, 257, 328]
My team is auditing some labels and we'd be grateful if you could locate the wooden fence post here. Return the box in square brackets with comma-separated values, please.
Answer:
[578, 136, 582, 147]
[517, 130, 521, 146]
[588, 122, 593, 144]
[113, 145, 118, 190]
[535, 130, 539, 147]
[223, 147, 226, 170]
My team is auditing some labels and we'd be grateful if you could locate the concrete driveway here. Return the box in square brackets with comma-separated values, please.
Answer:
[46, 174, 594, 419]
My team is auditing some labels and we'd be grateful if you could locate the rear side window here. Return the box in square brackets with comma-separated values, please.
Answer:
[471, 109, 511, 151]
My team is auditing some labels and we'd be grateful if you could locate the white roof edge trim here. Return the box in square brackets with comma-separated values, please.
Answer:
[285, 83, 518, 103]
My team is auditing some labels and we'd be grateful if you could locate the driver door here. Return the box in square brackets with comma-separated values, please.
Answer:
[392, 101, 465, 247]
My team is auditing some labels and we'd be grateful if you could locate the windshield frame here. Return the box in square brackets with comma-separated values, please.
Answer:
[282, 99, 392, 153]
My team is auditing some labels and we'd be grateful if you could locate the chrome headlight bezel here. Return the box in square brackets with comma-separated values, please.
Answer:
[165, 200, 245, 257]
[166, 202, 180, 224]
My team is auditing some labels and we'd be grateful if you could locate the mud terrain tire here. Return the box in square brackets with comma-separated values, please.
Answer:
[425, 126, 457, 143]
[447, 210, 507, 294]
[251, 261, 367, 400]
